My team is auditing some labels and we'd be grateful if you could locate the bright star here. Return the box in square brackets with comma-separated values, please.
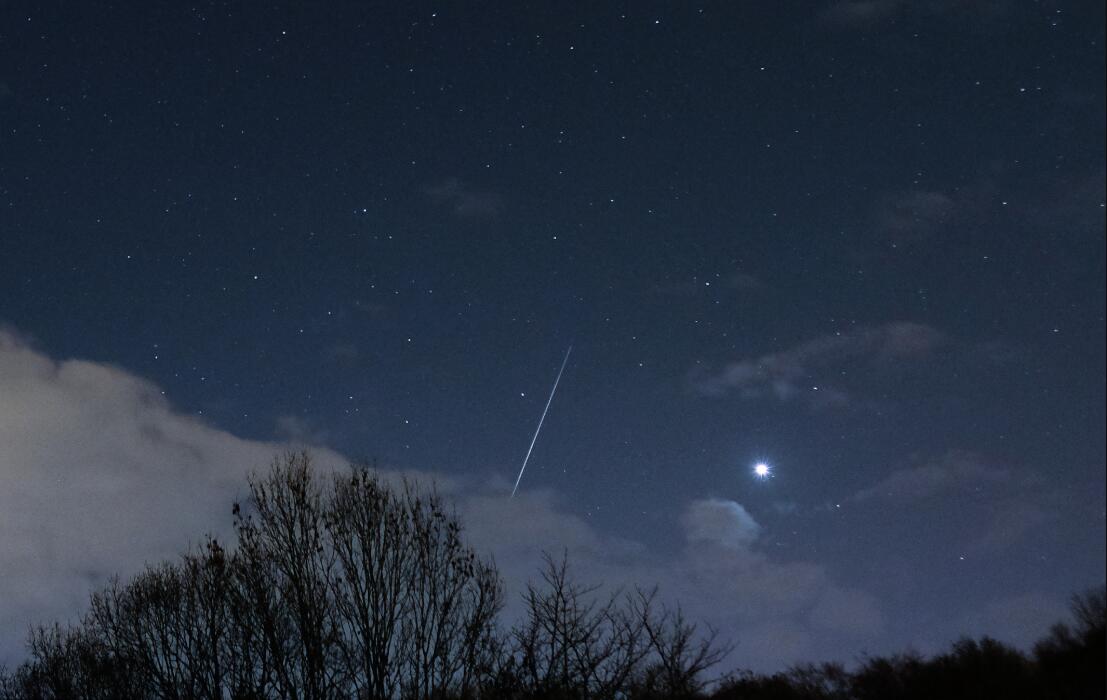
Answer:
[753, 462, 772, 480]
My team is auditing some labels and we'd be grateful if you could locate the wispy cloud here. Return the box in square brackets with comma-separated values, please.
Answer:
[693, 322, 946, 407]
[323, 341, 360, 365]
[853, 450, 1015, 502]
[819, 0, 903, 28]
[874, 189, 958, 245]
[819, 0, 1016, 30]
[850, 450, 1060, 557]
[1025, 168, 1106, 236]
[866, 166, 1104, 255]
[426, 178, 503, 219]
[959, 592, 1070, 649]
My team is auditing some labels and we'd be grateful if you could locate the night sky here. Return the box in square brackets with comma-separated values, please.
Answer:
[1, 0, 1104, 671]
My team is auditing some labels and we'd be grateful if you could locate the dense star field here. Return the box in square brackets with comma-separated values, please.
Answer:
[0, 0, 1104, 679]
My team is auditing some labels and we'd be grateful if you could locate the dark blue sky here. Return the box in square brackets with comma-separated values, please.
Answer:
[1, 0, 1104, 669]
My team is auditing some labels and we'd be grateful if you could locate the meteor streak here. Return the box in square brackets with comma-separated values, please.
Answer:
[511, 345, 573, 498]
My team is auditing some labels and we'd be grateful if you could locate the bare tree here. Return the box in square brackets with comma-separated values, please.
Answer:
[79, 538, 242, 700]
[232, 453, 338, 699]
[1, 624, 135, 700]
[507, 551, 652, 699]
[632, 591, 733, 698]
[1033, 584, 1106, 700]
[325, 466, 503, 698]
[91, 566, 195, 698]
[228, 453, 504, 698]
[326, 468, 411, 698]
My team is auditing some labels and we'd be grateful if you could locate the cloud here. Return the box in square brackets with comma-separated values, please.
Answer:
[455, 491, 859, 653]
[683, 499, 762, 549]
[866, 166, 1104, 255]
[273, 414, 330, 445]
[426, 178, 503, 219]
[0, 330, 348, 662]
[819, 0, 903, 27]
[960, 592, 1069, 649]
[693, 322, 946, 406]
[729, 273, 764, 290]
[324, 342, 359, 364]
[850, 450, 1060, 558]
[665, 505, 887, 653]
[874, 190, 958, 245]
[819, 0, 1016, 29]
[1025, 168, 1106, 237]
[853, 450, 1013, 502]
[0, 329, 882, 671]
[867, 176, 1010, 251]
[964, 499, 1054, 557]
[810, 586, 885, 638]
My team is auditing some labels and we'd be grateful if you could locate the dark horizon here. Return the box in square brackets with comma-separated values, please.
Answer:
[0, 0, 1104, 677]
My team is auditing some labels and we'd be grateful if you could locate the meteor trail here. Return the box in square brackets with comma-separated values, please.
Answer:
[511, 345, 573, 498]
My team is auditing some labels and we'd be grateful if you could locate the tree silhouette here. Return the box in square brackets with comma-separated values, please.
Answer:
[501, 551, 652, 698]
[709, 587, 1105, 700]
[1033, 585, 1106, 700]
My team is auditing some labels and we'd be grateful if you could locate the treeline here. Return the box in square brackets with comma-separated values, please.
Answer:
[0, 453, 1102, 699]
[711, 588, 1105, 700]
